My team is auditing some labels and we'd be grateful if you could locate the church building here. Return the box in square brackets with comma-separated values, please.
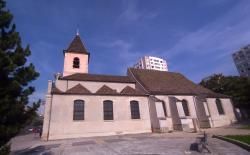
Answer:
[42, 34, 236, 140]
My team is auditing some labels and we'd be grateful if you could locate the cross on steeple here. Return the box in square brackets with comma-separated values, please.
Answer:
[76, 28, 79, 36]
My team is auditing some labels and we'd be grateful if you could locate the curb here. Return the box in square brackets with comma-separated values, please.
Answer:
[212, 135, 250, 152]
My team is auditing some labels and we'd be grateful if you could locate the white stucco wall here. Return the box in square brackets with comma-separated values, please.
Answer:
[154, 96, 173, 131]
[63, 53, 89, 76]
[206, 98, 236, 127]
[55, 80, 135, 93]
[172, 96, 197, 118]
[46, 95, 151, 140]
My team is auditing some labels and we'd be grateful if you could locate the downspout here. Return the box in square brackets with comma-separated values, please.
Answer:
[46, 80, 54, 140]
[47, 94, 53, 140]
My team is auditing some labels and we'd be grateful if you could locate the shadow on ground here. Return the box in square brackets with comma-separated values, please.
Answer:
[12, 144, 60, 155]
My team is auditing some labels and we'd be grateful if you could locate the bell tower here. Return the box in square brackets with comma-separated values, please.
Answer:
[63, 33, 90, 76]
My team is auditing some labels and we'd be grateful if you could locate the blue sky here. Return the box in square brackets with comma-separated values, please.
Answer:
[7, 0, 250, 103]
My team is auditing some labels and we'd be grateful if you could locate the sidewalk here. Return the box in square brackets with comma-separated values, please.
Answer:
[11, 127, 250, 155]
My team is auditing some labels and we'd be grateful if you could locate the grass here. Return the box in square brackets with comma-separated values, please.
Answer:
[225, 135, 250, 145]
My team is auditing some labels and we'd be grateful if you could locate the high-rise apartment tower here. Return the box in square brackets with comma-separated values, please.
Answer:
[232, 44, 250, 77]
[134, 56, 168, 71]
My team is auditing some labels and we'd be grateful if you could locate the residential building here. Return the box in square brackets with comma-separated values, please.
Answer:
[42, 34, 236, 140]
[134, 56, 168, 71]
[232, 44, 250, 77]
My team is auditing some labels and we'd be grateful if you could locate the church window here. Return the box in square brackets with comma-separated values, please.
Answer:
[73, 57, 80, 68]
[162, 102, 167, 117]
[103, 100, 113, 120]
[216, 98, 225, 115]
[130, 100, 140, 119]
[73, 100, 84, 120]
[182, 100, 190, 116]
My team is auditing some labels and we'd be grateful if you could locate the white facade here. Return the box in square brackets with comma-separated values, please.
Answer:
[63, 52, 89, 76]
[43, 90, 151, 140]
[42, 35, 237, 141]
[134, 56, 168, 71]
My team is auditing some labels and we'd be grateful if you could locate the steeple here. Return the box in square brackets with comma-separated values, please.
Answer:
[65, 34, 89, 55]
[63, 34, 90, 76]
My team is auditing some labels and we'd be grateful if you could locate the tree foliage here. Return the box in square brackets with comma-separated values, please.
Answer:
[0, 0, 40, 153]
[200, 74, 250, 108]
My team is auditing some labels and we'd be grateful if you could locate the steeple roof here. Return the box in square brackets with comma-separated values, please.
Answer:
[65, 35, 89, 54]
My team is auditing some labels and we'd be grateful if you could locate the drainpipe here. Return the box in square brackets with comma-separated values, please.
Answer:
[46, 80, 54, 140]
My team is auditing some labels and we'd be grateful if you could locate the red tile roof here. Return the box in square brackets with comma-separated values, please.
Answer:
[51, 84, 147, 96]
[95, 85, 118, 95]
[120, 86, 145, 95]
[128, 68, 229, 98]
[66, 84, 92, 94]
[60, 73, 135, 83]
[65, 35, 89, 54]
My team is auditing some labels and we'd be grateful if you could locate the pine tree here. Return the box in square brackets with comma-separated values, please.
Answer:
[0, 0, 40, 154]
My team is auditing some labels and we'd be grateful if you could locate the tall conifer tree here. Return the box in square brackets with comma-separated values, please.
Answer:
[0, 0, 40, 153]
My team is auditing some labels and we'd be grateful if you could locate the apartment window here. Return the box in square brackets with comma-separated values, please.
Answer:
[182, 100, 190, 116]
[216, 99, 225, 115]
[103, 100, 113, 120]
[130, 101, 140, 119]
[73, 100, 84, 120]
[73, 57, 80, 68]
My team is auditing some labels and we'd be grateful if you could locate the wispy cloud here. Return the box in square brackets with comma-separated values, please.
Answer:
[30, 41, 61, 75]
[168, 1, 250, 57]
[118, 0, 158, 23]
[96, 39, 142, 74]
[164, 1, 250, 78]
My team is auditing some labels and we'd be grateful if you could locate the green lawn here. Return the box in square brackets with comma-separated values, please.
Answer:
[225, 135, 250, 145]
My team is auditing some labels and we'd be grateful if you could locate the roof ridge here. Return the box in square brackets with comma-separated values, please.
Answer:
[64, 73, 130, 78]
[128, 67, 182, 74]
[128, 68, 230, 98]
[60, 73, 135, 83]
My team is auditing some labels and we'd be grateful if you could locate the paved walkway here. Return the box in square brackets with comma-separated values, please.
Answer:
[11, 127, 250, 155]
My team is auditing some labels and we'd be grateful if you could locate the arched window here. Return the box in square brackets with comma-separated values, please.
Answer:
[182, 100, 190, 116]
[216, 98, 224, 115]
[73, 57, 80, 68]
[103, 100, 113, 120]
[162, 102, 167, 117]
[130, 100, 140, 119]
[73, 100, 84, 120]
